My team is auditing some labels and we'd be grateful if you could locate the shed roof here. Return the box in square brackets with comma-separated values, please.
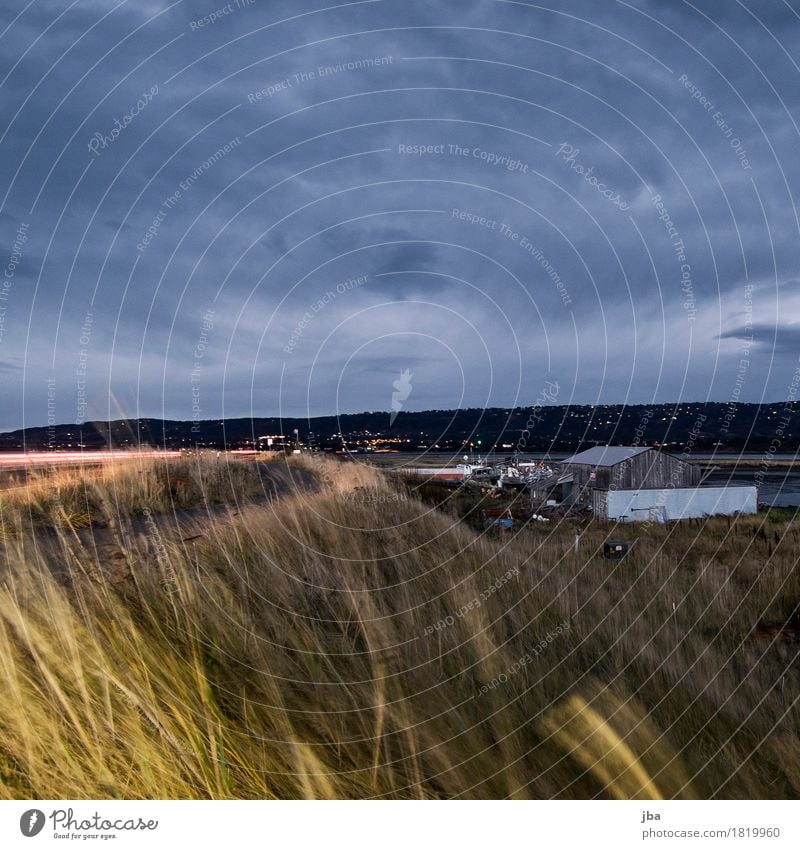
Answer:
[563, 446, 652, 467]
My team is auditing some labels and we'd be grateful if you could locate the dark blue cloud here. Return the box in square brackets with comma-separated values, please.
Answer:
[0, 0, 798, 429]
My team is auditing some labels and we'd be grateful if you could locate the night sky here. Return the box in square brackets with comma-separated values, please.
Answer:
[1, 0, 798, 430]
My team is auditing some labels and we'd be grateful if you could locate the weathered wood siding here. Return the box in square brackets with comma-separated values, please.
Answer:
[564, 450, 701, 494]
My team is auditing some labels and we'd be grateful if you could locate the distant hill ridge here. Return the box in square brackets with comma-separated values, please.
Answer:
[1, 402, 798, 451]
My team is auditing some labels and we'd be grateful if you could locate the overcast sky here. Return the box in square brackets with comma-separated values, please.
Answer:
[0, 0, 799, 430]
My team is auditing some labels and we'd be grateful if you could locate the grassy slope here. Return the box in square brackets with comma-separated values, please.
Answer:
[0, 456, 798, 799]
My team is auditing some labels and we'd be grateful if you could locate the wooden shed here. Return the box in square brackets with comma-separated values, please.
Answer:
[562, 446, 700, 502]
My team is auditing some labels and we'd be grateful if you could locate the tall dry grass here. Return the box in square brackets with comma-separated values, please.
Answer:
[0, 455, 798, 799]
[0, 452, 287, 537]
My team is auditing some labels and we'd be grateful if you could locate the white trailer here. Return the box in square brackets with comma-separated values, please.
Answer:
[592, 485, 757, 522]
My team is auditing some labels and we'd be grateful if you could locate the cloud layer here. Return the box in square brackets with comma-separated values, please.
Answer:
[0, 0, 798, 430]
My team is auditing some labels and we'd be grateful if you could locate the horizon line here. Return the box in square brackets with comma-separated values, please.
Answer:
[2, 398, 799, 436]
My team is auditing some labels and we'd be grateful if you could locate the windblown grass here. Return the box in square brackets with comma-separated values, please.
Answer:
[0, 456, 797, 799]
[0, 452, 285, 534]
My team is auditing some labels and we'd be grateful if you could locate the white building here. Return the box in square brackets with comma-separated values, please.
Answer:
[592, 484, 757, 522]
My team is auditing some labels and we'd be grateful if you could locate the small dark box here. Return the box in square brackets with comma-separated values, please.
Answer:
[603, 541, 628, 559]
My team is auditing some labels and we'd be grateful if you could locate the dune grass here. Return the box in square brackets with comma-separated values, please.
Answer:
[0, 452, 283, 536]
[0, 455, 798, 799]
